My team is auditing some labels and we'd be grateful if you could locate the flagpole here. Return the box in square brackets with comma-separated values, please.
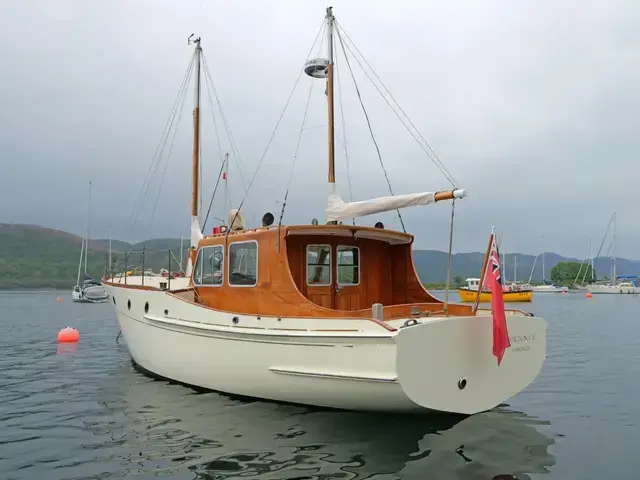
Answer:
[443, 199, 457, 314]
[473, 226, 495, 315]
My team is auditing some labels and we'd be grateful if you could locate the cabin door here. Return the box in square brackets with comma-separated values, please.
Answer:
[305, 244, 361, 310]
[334, 245, 361, 311]
[305, 245, 335, 309]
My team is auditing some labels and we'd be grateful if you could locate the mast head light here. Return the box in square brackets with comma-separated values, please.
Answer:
[304, 58, 329, 79]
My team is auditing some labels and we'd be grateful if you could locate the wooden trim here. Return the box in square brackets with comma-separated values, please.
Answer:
[164, 289, 398, 331]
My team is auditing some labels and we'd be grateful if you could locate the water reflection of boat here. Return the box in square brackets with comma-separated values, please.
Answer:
[95, 369, 555, 479]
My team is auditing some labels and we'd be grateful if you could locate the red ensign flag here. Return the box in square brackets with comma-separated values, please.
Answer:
[483, 231, 511, 365]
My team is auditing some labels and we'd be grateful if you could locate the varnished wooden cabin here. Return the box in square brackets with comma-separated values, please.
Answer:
[190, 218, 474, 321]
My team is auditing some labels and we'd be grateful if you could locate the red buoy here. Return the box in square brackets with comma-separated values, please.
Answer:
[57, 327, 80, 343]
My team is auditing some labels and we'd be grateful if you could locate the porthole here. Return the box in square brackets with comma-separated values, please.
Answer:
[164, 309, 169, 316]
[127, 299, 131, 311]
[144, 302, 149, 314]
[458, 378, 467, 390]
[232, 316, 239, 325]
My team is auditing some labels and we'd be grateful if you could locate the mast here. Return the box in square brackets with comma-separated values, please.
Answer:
[180, 235, 184, 271]
[612, 212, 617, 284]
[185, 35, 202, 276]
[223, 152, 230, 216]
[84, 180, 92, 275]
[588, 238, 593, 282]
[190, 36, 202, 230]
[541, 253, 545, 282]
[503, 253, 507, 282]
[108, 224, 112, 276]
[326, 7, 336, 188]
[527, 254, 538, 284]
[76, 236, 85, 286]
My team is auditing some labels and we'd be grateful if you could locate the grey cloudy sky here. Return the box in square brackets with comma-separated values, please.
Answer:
[1, 0, 638, 258]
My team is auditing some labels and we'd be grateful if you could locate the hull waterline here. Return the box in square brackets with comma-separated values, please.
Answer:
[104, 283, 546, 415]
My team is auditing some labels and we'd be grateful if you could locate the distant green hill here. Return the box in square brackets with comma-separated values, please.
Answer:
[0, 224, 188, 289]
[0, 223, 637, 289]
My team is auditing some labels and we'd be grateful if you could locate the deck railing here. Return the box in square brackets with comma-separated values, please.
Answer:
[105, 246, 186, 290]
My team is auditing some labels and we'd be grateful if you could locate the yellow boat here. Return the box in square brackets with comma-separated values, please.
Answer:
[457, 278, 533, 303]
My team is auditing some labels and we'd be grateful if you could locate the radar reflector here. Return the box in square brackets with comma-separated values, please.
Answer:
[304, 58, 329, 79]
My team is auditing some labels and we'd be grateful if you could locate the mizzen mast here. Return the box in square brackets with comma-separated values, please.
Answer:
[325, 7, 336, 187]
[303, 7, 337, 222]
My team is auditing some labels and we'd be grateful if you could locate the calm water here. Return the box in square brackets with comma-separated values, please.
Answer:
[1, 290, 639, 479]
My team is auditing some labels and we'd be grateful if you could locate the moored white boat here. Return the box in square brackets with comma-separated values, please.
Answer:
[585, 214, 638, 294]
[72, 181, 109, 303]
[532, 284, 567, 293]
[587, 281, 636, 295]
[103, 9, 546, 415]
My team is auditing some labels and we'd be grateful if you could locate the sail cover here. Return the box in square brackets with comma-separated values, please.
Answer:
[186, 215, 204, 277]
[326, 186, 467, 222]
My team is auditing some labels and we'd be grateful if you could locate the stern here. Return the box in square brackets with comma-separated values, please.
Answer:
[394, 313, 546, 415]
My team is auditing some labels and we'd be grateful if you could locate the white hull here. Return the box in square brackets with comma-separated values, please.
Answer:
[72, 284, 110, 303]
[586, 284, 637, 294]
[104, 283, 546, 415]
[531, 285, 567, 293]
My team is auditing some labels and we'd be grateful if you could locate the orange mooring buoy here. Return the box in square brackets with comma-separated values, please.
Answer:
[57, 327, 80, 343]
[585, 292, 593, 298]
[56, 296, 63, 303]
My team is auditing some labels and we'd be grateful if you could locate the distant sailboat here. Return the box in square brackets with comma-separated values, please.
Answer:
[586, 213, 636, 294]
[573, 239, 595, 290]
[72, 181, 109, 303]
[529, 252, 567, 293]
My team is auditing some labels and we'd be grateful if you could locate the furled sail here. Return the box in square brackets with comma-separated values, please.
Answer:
[326, 186, 467, 222]
[186, 215, 204, 276]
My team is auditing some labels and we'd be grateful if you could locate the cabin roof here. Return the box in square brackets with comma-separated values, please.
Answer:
[284, 225, 413, 245]
[198, 224, 414, 246]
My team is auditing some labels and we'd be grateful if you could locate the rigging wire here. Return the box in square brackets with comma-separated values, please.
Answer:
[277, 22, 326, 228]
[201, 53, 254, 226]
[201, 51, 233, 217]
[128, 54, 196, 237]
[201, 54, 249, 194]
[334, 20, 458, 188]
[202, 155, 227, 231]
[147, 75, 191, 233]
[334, 41, 356, 226]
[592, 213, 615, 276]
[226, 19, 327, 239]
[335, 25, 406, 233]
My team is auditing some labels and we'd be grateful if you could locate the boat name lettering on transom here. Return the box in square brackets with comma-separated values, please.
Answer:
[509, 334, 535, 344]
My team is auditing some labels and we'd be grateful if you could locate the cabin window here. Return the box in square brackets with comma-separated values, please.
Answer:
[306, 245, 331, 286]
[193, 249, 204, 285]
[337, 246, 360, 285]
[192, 246, 224, 286]
[228, 241, 258, 287]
